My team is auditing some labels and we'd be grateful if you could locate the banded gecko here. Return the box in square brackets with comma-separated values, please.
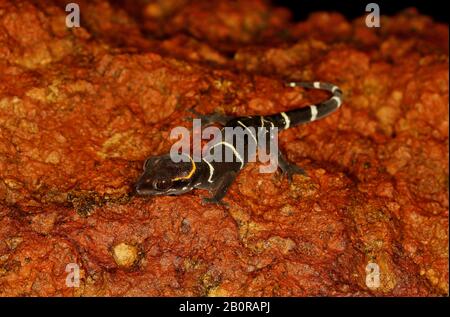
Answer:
[134, 81, 343, 204]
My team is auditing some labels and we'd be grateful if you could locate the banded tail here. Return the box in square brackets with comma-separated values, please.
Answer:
[270, 81, 343, 130]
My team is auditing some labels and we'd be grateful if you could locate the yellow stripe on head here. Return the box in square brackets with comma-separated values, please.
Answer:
[173, 153, 196, 181]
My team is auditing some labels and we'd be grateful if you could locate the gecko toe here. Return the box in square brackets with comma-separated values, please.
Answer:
[201, 197, 229, 207]
[283, 165, 306, 183]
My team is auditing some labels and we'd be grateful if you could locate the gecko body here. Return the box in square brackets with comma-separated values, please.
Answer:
[135, 81, 343, 203]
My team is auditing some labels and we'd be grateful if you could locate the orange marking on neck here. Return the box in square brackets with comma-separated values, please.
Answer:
[173, 154, 196, 181]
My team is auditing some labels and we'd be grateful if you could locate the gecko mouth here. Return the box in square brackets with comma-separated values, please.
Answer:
[134, 177, 191, 196]
[134, 175, 159, 196]
[134, 182, 157, 196]
[134, 185, 190, 196]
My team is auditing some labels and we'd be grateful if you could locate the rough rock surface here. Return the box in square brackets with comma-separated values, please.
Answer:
[0, 0, 448, 296]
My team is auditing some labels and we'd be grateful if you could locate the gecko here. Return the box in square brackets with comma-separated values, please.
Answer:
[134, 81, 343, 204]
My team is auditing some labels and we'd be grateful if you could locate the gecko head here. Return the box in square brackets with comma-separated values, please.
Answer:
[134, 154, 197, 196]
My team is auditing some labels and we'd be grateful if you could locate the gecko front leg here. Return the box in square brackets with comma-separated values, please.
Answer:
[200, 170, 237, 206]
[188, 109, 232, 126]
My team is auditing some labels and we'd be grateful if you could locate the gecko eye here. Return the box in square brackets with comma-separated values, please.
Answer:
[153, 179, 172, 191]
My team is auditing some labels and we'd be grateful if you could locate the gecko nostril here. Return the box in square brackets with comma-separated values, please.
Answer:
[134, 182, 142, 195]
[134, 177, 151, 195]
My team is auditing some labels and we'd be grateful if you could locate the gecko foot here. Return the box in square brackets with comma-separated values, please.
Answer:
[187, 109, 231, 126]
[201, 197, 229, 207]
[280, 164, 306, 183]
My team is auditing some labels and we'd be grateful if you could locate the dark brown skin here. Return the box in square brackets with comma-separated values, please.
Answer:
[135, 154, 200, 196]
[135, 81, 341, 203]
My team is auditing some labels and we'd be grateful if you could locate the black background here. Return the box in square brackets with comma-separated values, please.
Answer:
[1, 0, 447, 311]
[274, 0, 447, 23]
[1, 297, 448, 315]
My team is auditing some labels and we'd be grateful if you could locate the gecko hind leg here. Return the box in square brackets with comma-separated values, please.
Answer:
[277, 151, 306, 183]
[258, 136, 306, 183]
